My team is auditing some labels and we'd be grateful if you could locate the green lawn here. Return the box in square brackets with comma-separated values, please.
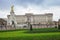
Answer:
[0, 28, 60, 40]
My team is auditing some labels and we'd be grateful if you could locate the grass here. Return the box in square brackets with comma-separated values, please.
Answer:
[0, 28, 60, 40]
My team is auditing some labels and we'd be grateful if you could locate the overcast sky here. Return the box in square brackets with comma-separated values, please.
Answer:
[0, 0, 60, 21]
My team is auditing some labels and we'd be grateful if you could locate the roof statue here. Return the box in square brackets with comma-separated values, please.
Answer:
[11, 5, 14, 12]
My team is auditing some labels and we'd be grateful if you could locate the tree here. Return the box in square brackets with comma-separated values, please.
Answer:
[58, 19, 60, 29]
[58, 25, 60, 29]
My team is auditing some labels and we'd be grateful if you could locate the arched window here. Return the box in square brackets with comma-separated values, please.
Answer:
[12, 21, 14, 25]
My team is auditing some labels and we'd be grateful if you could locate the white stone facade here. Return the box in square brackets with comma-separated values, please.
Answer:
[7, 6, 53, 29]
[7, 13, 53, 28]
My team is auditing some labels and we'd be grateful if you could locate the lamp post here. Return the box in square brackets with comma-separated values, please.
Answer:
[26, 14, 32, 31]
[27, 15, 31, 29]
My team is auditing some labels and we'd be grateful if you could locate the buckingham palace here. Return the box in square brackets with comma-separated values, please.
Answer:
[6, 6, 53, 29]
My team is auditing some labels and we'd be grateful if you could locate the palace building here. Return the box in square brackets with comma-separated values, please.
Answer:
[7, 6, 53, 29]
